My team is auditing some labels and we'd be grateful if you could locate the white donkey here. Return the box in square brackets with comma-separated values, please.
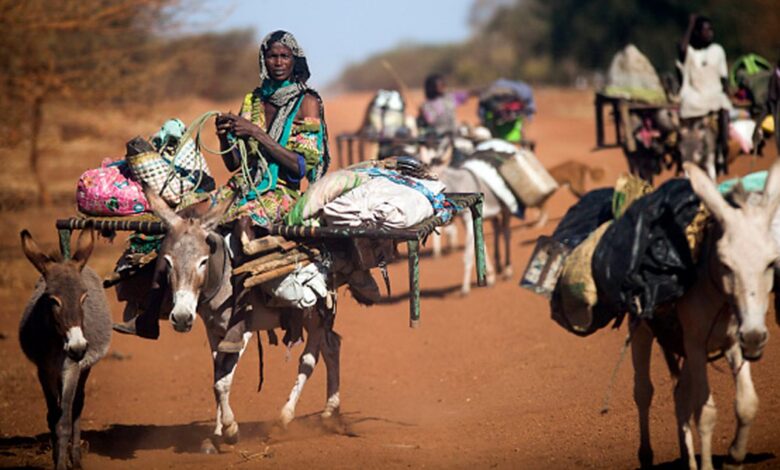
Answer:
[127, 191, 341, 452]
[630, 160, 780, 470]
[432, 165, 511, 294]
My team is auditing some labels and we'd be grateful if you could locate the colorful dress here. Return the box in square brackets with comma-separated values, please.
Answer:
[217, 89, 325, 226]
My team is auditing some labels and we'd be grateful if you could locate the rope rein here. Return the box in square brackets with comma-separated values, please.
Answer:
[165, 110, 270, 201]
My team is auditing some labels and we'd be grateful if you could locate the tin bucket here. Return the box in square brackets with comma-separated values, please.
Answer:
[519, 236, 570, 298]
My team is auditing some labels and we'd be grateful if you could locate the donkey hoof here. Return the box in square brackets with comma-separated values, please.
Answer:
[280, 406, 295, 429]
[501, 266, 514, 279]
[486, 275, 496, 286]
[201, 438, 219, 454]
[223, 422, 240, 445]
[321, 407, 340, 420]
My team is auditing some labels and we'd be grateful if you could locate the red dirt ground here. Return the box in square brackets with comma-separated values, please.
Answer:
[1, 88, 779, 469]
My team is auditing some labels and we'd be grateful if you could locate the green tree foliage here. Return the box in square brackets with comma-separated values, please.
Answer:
[334, 0, 779, 91]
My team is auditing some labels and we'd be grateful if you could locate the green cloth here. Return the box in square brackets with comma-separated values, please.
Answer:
[718, 171, 768, 194]
[493, 118, 524, 143]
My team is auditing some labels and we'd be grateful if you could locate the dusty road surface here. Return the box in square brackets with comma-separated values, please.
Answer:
[1, 89, 779, 469]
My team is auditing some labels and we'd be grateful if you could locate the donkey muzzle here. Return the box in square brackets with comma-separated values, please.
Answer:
[170, 290, 198, 333]
[65, 326, 88, 361]
[739, 329, 769, 361]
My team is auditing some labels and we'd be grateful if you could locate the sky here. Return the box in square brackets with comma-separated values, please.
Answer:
[195, 0, 476, 89]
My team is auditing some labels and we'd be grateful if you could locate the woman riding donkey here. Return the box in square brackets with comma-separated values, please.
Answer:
[115, 30, 330, 353]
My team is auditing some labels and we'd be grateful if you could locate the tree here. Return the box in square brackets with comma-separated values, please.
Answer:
[0, 0, 178, 205]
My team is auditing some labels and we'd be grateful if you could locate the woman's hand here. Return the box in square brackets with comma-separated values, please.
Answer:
[215, 113, 233, 137]
[215, 112, 267, 140]
[230, 113, 264, 140]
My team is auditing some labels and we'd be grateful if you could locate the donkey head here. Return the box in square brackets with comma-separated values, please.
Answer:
[679, 118, 717, 179]
[20, 229, 95, 361]
[146, 190, 232, 333]
[687, 160, 780, 360]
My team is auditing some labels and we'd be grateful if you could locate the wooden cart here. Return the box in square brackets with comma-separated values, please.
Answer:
[55, 193, 487, 328]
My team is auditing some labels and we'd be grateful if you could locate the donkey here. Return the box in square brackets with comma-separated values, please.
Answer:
[20, 229, 112, 470]
[679, 115, 719, 180]
[630, 160, 780, 470]
[432, 165, 512, 294]
[134, 190, 341, 451]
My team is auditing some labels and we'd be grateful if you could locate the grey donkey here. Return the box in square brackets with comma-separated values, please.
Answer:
[20, 229, 112, 470]
[121, 190, 341, 453]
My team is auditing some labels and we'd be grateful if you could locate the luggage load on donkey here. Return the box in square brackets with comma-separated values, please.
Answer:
[58, 115, 488, 327]
[456, 138, 557, 220]
[596, 45, 680, 183]
[478, 79, 536, 146]
[76, 115, 217, 217]
[521, 173, 713, 336]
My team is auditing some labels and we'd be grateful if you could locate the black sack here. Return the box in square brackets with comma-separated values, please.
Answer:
[591, 178, 701, 324]
[551, 188, 615, 249]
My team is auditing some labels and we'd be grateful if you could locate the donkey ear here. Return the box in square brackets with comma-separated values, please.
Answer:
[684, 162, 733, 224]
[20, 230, 53, 275]
[71, 229, 95, 271]
[762, 159, 780, 218]
[143, 185, 182, 228]
[200, 194, 235, 232]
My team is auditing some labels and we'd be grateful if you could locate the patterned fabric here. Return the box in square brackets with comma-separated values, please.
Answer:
[217, 180, 298, 226]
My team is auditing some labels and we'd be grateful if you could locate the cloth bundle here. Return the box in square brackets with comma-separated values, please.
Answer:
[77, 158, 150, 216]
[263, 262, 329, 310]
[323, 177, 446, 229]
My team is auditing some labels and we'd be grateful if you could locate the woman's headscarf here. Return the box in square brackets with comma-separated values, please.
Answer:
[256, 30, 330, 179]
[258, 30, 311, 84]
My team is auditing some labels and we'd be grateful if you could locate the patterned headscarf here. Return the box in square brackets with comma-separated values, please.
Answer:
[258, 30, 310, 83]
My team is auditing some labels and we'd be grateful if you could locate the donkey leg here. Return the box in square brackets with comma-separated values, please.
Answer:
[431, 231, 443, 259]
[674, 358, 698, 470]
[682, 343, 716, 470]
[56, 361, 80, 470]
[320, 322, 342, 419]
[696, 393, 717, 470]
[446, 222, 458, 252]
[502, 210, 513, 279]
[280, 313, 324, 428]
[631, 321, 655, 468]
[491, 218, 502, 277]
[70, 369, 90, 470]
[725, 343, 758, 467]
[38, 369, 61, 465]
[207, 329, 253, 447]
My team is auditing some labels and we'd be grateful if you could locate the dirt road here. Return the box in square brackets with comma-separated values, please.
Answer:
[1, 89, 779, 469]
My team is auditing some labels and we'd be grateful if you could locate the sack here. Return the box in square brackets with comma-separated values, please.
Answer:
[77, 158, 149, 216]
[363, 89, 407, 138]
[552, 222, 611, 335]
[126, 117, 214, 206]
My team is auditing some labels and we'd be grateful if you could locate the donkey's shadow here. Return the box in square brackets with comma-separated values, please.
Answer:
[0, 411, 412, 463]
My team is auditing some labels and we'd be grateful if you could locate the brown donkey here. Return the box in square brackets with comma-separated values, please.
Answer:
[20, 229, 112, 470]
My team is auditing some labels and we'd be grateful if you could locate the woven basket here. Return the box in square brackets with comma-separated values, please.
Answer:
[127, 138, 212, 206]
